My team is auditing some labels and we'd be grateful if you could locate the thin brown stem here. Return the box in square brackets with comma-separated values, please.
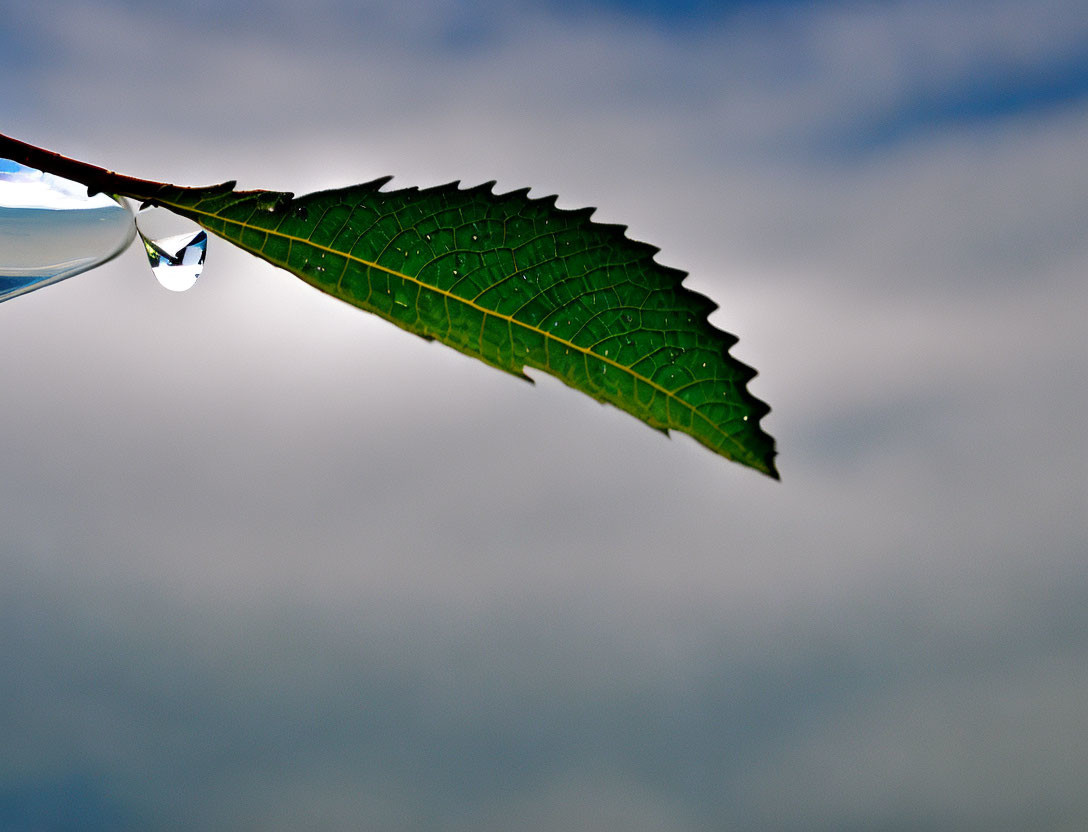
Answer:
[0, 132, 167, 200]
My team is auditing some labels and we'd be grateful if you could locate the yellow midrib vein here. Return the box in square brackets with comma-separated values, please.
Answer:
[154, 195, 752, 460]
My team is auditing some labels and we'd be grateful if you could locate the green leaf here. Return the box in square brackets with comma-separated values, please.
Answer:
[0, 134, 777, 476]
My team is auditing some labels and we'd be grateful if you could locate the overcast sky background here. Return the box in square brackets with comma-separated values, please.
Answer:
[2, 0, 1086, 829]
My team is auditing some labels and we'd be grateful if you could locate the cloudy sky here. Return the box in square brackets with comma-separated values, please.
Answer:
[2, 0, 1086, 828]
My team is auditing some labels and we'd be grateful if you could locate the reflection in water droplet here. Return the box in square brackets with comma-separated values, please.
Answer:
[136, 205, 208, 292]
[0, 158, 135, 303]
[140, 230, 207, 292]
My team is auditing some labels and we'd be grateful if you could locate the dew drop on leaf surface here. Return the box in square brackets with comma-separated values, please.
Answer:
[0, 158, 135, 302]
[136, 205, 208, 292]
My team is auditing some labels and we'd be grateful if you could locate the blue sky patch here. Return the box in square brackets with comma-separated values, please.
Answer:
[826, 47, 1088, 156]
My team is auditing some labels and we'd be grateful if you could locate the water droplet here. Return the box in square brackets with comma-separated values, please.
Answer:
[256, 193, 281, 212]
[0, 159, 135, 302]
[136, 206, 206, 292]
[141, 231, 207, 292]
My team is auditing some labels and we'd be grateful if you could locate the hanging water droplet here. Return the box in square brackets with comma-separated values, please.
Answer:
[136, 205, 207, 292]
[142, 232, 207, 292]
[0, 158, 135, 303]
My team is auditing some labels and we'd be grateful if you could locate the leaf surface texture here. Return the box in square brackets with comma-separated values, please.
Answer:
[139, 178, 777, 476]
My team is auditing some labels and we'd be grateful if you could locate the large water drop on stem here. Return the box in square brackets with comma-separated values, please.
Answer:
[136, 205, 208, 292]
[0, 158, 136, 303]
